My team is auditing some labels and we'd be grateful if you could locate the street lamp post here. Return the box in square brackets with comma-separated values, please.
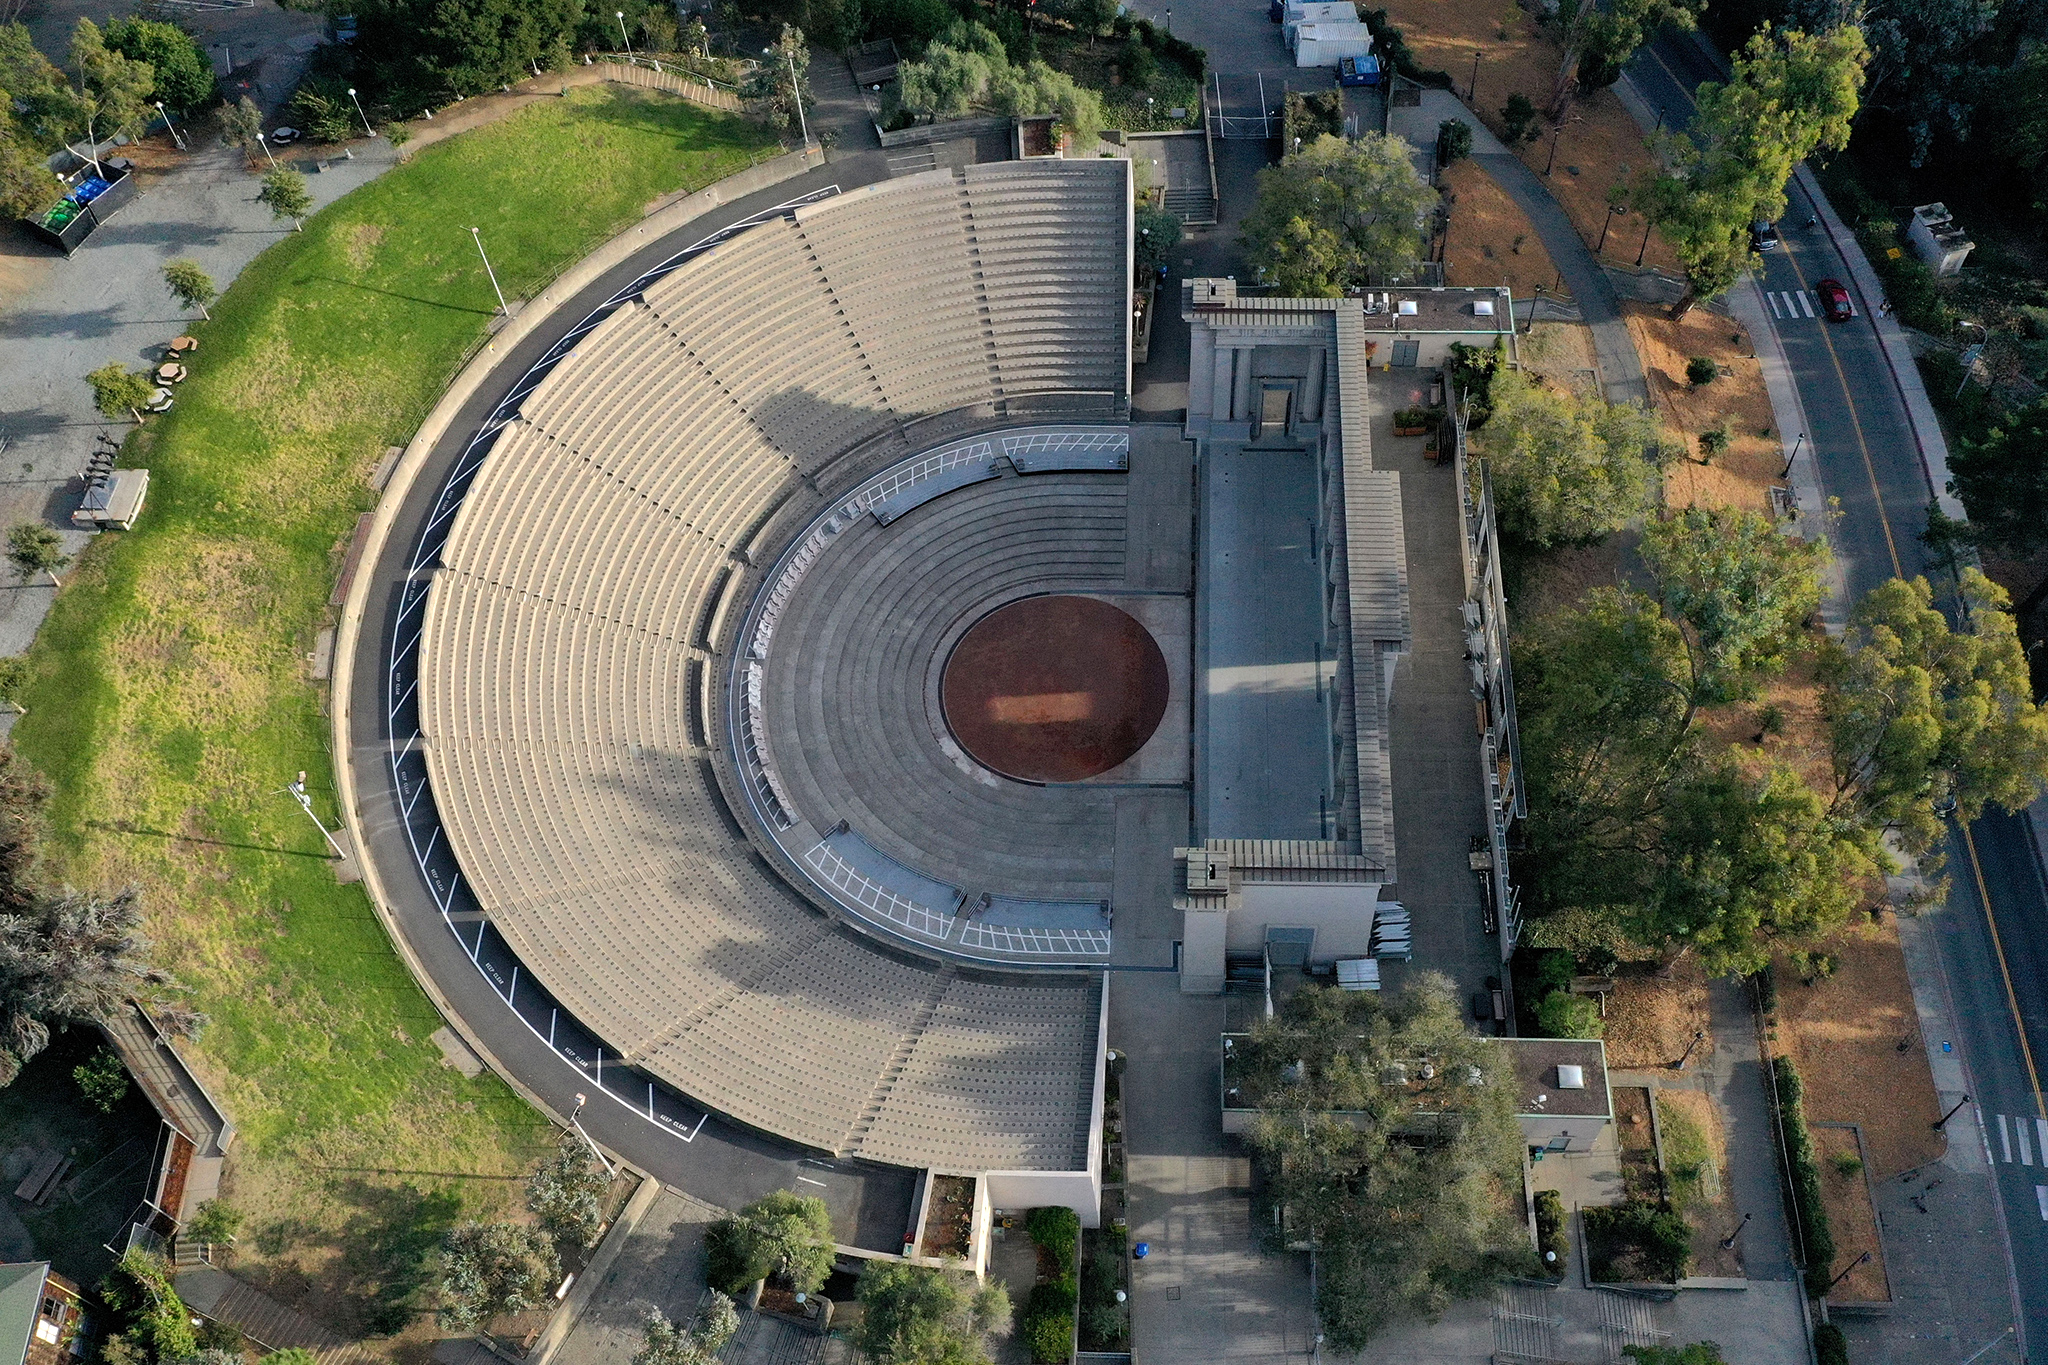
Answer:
[1543, 115, 1579, 177]
[1825, 1251, 1871, 1294]
[1675, 1029, 1706, 1071]
[255, 130, 278, 168]
[283, 771, 348, 859]
[566, 1093, 618, 1175]
[1933, 1093, 1972, 1131]
[617, 10, 634, 58]
[470, 226, 509, 315]
[1634, 216, 1653, 267]
[1780, 430, 1806, 479]
[155, 101, 185, 151]
[1469, 50, 1480, 103]
[1595, 202, 1623, 254]
[1719, 1212, 1751, 1249]
[347, 86, 374, 139]
[767, 45, 811, 152]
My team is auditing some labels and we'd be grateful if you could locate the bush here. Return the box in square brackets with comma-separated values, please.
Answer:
[1686, 356, 1719, 386]
[1437, 117, 1472, 165]
[73, 1046, 128, 1112]
[1026, 1205, 1080, 1269]
[187, 1198, 244, 1246]
[1831, 1150, 1864, 1179]
[1697, 419, 1732, 462]
[1533, 1189, 1570, 1278]
[1582, 1199, 1691, 1283]
[1020, 1276, 1077, 1364]
[1500, 93, 1540, 144]
[1814, 1321, 1850, 1365]
[1537, 990, 1604, 1039]
[526, 1131, 610, 1246]
[1772, 1055, 1838, 1296]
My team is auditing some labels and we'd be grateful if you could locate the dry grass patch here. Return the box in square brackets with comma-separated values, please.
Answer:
[1812, 1124, 1890, 1303]
[1441, 157, 1557, 296]
[1602, 956, 1710, 1071]
[1619, 302, 1781, 515]
[1655, 1088, 1742, 1278]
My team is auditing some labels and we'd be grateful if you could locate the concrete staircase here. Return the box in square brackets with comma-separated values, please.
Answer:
[174, 1266, 372, 1365]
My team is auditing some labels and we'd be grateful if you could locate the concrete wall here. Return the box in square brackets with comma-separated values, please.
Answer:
[1520, 1114, 1609, 1152]
[1224, 882, 1381, 958]
[1180, 904, 1230, 994]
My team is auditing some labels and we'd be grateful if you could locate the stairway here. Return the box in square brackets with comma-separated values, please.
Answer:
[174, 1266, 373, 1365]
[841, 967, 954, 1154]
[1163, 186, 1214, 225]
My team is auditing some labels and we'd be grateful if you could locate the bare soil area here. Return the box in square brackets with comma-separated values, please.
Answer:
[1602, 958, 1711, 1071]
[1771, 919, 1945, 1177]
[1813, 1124, 1891, 1303]
[1621, 302, 1782, 516]
[1441, 158, 1557, 297]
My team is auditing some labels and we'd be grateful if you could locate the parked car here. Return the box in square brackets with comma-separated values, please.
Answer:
[1816, 277, 1854, 322]
[1749, 219, 1780, 253]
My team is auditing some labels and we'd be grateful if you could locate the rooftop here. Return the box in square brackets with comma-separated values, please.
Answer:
[1501, 1038, 1611, 1119]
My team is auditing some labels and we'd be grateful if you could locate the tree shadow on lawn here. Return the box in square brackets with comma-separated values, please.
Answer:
[576, 86, 779, 155]
[246, 1179, 462, 1339]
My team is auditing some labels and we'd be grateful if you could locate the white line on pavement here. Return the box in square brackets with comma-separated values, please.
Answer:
[1798, 291, 1816, 318]
[2036, 1186, 2047, 1220]
[796, 1175, 827, 1186]
[2036, 1119, 2046, 1163]
[1768, 292, 1782, 319]
[2021, 1120, 2033, 1165]
[2000, 1112, 2012, 1162]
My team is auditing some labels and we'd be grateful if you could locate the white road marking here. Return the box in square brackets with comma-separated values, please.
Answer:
[2021, 1120, 2033, 1166]
[2035, 1118, 2046, 1161]
[1797, 291, 1816, 318]
[796, 1175, 828, 1187]
[2000, 1112, 2013, 1162]
[1768, 292, 1783, 319]
[2036, 1186, 2048, 1220]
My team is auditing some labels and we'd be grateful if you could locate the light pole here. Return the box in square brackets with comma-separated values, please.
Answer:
[347, 86, 374, 139]
[155, 101, 185, 151]
[567, 1093, 618, 1175]
[617, 10, 634, 57]
[1718, 1212, 1750, 1249]
[1543, 114, 1579, 177]
[1595, 202, 1623, 253]
[256, 130, 277, 168]
[1675, 1029, 1706, 1071]
[1779, 430, 1805, 479]
[282, 771, 348, 859]
[767, 45, 811, 151]
[1932, 1093, 1971, 1131]
[470, 226, 509, 315]
[1825, 1250, 1871, 1294]
[1469, 49, 1480, 103]
[1634, 215, 1653, 267]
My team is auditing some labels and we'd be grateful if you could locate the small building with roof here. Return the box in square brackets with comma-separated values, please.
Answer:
[1501, 1037, 1612, 1153]
[0, 1263, 85, 1365]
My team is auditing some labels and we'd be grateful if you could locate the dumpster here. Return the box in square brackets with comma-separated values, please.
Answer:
[24, 159, 137, 255]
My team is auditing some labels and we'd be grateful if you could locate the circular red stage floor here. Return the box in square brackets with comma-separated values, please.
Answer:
[941, 594, 1169, 783]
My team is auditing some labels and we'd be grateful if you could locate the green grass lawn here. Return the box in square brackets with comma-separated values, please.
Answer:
[9, 84, 776, 1345]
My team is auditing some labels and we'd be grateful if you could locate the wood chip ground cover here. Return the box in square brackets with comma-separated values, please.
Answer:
[7, 85, 775, 1352]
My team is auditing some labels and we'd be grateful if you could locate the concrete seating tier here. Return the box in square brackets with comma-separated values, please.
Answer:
[418, 164, 1127, 1173]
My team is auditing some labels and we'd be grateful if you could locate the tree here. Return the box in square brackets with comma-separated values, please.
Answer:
[750, 23, 813, 141]
[1624, 1345, 1728, 1365]
[161, 259, 215, 321]
[683, 15, 708, 55]
[0, 24, 68, 135]
[217, 95, 263, 165]
[634, 1293, 738, 1365]
[1820, 569, 2048, 854]
[1475, 369, 1673, 547]
[1638, 25, 1869, 316]
[1639, 506, 1829, 705]
[1135, 205, 1182, 279]
[101, 18, 213, 111]
[6, 523, 66, 587]
[1240, 133, 1435, 295]
[72, 1045, 127, 1110]
[86, 362, 155, 423]
[0, 886, 189, 1084]
[526, 1131, 610, 1246]
[1947, 399, 2048, 556]
[704, 1191, 834, 1295]
[1499, 92, 1540, 143]
[0, 108, 59, 219]
[892, 22, 1106, 147]
[1437, 116, 1473, 164]
[257, 165, 312, 230]
[1536, 990, 1603, 1037]
[1238, 977, 1531, 1351]
[187, 1198, 244, 1245]
[434, 1221, 559, 1331]
[65, 19, 157, 156]
[856, 1260, 1013, 1365]
[1552, 0, 1697, 107]
[98, 1250, 195, 1361]
[348, 0, 582, 100]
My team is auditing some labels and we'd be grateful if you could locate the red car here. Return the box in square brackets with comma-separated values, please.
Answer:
[1816, 278, 1855, 322]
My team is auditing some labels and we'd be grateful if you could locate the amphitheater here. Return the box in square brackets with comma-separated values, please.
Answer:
[367, 152, 1426, 1247]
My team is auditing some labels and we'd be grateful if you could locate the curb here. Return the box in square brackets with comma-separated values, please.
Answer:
[325, 144, 822, 1134]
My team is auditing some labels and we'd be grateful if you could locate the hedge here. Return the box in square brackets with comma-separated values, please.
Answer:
[1815, 1321, 1850, 1365]
[1533, 1189, 1570, 1279]
[1772, 1055, 1838, 1297]
[1022, 1207, 1080, 1362]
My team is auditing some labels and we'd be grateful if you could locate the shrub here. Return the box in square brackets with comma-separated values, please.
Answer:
[1533, 1189, 1569, 1277]
[1831, 1150, 1864, 1179]
[73, 1046, 128, 1111]
[1026, 1205, 1080, 1269]
[1697, 420, 1733, 462]
[1437, 117, 1472, 165]
[1021, 1276, 1077, 1364]
[1814, 1321, 1850, 1365]
[1500, 93, 1539, 144]
[1686, 356, 1719, 386]
[1772, 1055, 1838, 1296]
[187, 1198, 244, 1246]
[526, 1131, 610, 1246]
[1537, 990, 1604, 1039]
[1582, 1200, 1690, 1283]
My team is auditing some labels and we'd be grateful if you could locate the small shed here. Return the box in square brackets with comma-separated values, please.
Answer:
[1907, 202, 1974, 277]
[1290, 19, 1375, 67]
[1501, 1037, 1612, 1153]
[0, 1263, 85, 1364]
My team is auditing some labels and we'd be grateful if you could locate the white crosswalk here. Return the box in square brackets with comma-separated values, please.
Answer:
[1766, 289, 1819, 319]
[1988, 1112, 2048, 1191]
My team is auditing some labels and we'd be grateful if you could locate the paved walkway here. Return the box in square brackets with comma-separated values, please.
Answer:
[1474, 153, 1649, 406]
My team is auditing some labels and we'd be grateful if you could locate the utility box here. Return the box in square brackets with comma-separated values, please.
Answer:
[24, 159, 137, 256]
[1908, 202, 1974, 277]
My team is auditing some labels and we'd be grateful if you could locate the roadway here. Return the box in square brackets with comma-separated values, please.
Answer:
[1632, 29, 2048, 1358]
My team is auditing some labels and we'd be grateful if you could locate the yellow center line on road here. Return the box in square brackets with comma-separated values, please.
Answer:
[1638, 39, 2037, 1126]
